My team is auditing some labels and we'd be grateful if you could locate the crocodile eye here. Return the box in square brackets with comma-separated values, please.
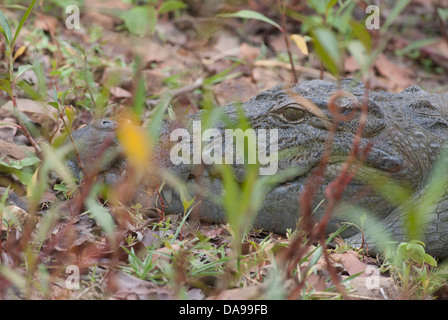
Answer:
[283, 107, 305, 122]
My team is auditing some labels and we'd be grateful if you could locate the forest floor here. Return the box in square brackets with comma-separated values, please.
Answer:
[1, 0, 448, 300]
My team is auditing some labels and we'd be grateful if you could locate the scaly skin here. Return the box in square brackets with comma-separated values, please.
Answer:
[70, 80, 448, 257]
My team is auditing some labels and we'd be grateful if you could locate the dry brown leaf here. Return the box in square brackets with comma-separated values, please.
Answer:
[268, 34, 291, 54]
[331, 251, 368, 277]
[411, 0, 437, 9]
[344, 56, 360, 73]
[343, 275, 400, 300]
[140, 228, 163, 248]
[238, 42, 261, 61]
[101, 66, 133, 89]
[83, 11, 115, 29]
[202, 226, 224, 240]
[34, 14, 58, 34]
[213, 77, 259, 105]
[0, 139, 34, 161]
[13, 46, 27, 61]
[208, 285, 264, 300]
[332, 235, 346, 248]
[40, 191, 57, 204]
[0, 118, 18, 142]
[290, 34, 309, 55]
[78, 243, 104, 266]
[142, 69, 167, 95]
[106, 270, 154, 294]
[3, 205, 38, 229]
[305, 272, 327, 291]
[139, 42, 171, 65]
[152, 244, 180, 264]
[1, 99, 56, 127]
[110, 86, 132, 99]
[187, 288, 205, 300]
[374, 54, 414, 90]
[107, 270, 176, 300]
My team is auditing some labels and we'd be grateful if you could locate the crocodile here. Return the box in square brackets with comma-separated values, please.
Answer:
[69, 79, 448, 258]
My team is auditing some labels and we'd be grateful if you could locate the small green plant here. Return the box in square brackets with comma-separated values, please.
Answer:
[201, 105, 299, 272]
[0, 1, 43, 157]
[395, 240, 437, 267]
[381, 240, 446, 299]
[121, 246, 164, 282]
[0, 155, 40, 185]
[283, 0, 411, 80]
[117, 0, 188, 37]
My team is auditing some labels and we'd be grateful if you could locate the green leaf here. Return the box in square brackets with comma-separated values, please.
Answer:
[311, 28, 340, 76]
[360, 212, 367, 227]
[15, 64, 33, 81]
[0, 185, 10, 207]
[48, 102, 60, 110]
[147, 6, 157, 35]
[325, 0, 338, 12]
[347, 39, 369, 73]
[0, 10, 12, 45]
[204, 63, 239, 85]
[0, 265, 27, 290]
[396, 240, 437, 267]
[19, 156, 39, 167]
[350, 21, 372, 52]
[217, 10, 283, 32]
[424, 254, 437, 267]
[182, 196, 196, 213]
[308, 0, 336, 15]
[61, 88, 73, 105]
[32, 58, 47, 99]
[133, 76, 146, 118]
[382, 0, 410, 32]
[122, 6, 153, 36]
[438, 8, 448, 21]
[52, 84, 58, 103]
[159, 0, 188, 14]
[12, 0, 36, 48]
[308, 0, 325, 14]
[171, 200, 196, 244]
[53, 182, 70, 195]
[308, 245, 323, 269]
[407, 241, 427, 264]
[220, 164, 241, 223]
[147, 91, 173, 145]
[0, 78, 13, 98]
[313, 28, 340, 62]
[85, 197, 116, 234]
[395, 38, 438, 56]
[65, 106, 75, 129]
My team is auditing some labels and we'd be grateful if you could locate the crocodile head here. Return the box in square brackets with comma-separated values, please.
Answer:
[159, 79, 448, 236]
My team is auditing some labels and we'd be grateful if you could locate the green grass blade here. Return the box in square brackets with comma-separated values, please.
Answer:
[382, 0, 410, 32]
[217, 10, 283, 32]
[12, 0, 36, 48]
[0, 10, 12, 45]
[85, 197, 116, 234]
[147, 91, 174, 145]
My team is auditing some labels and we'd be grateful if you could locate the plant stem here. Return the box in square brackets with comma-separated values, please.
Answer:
[60, 108, 87, 177]
[9, 53, 42, 158]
